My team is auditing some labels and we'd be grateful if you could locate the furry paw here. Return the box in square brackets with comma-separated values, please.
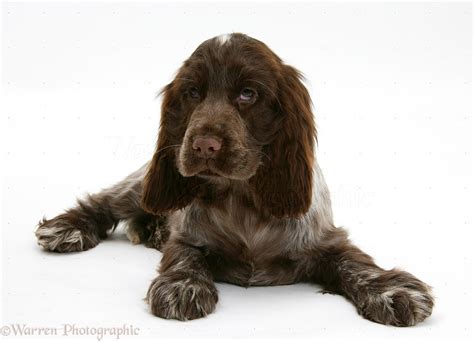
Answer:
[35, 216, 100, 253]
[126, 214, 169, 250]
[146, 272, 218, 321]
[357, 270, 434, 327]
[125, 225, 144, 245]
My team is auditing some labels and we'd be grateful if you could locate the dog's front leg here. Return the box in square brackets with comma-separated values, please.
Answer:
[146, 237, 218, 321]
[312, 231, 434, 326]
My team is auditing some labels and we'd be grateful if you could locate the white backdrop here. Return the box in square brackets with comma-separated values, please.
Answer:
[1, 1, 472, 340]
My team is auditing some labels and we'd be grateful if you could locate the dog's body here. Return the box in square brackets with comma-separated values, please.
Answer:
[36, 33, 434, 326]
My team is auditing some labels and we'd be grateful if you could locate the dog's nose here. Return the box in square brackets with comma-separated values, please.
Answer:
[192, 136, 222, 158]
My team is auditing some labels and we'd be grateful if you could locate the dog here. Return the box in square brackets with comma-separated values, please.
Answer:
[35, 33, 434, 326]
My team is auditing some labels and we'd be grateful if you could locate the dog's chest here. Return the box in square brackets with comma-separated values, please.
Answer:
[202, 206, 307, 285]
[207, 204, 267, 251]
[174, 194, 314, 285]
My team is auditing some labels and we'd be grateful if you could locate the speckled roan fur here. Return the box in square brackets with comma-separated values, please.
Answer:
[36, 33, 434, 326]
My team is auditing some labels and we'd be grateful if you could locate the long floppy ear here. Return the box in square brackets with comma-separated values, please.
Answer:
[141, 84, 200, 214]
[251, 65, 316, 218]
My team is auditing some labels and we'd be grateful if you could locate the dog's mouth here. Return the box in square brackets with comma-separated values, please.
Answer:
[196, 160, 223, 178]
[178, 144, 261, 181]
[198, 169, 219, 177]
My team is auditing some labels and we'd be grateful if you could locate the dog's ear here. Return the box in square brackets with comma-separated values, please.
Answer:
[141, 83, 200, 214]
[251, 65, 316, 218]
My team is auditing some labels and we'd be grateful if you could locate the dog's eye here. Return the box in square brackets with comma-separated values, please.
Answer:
[188, 87, 200, 99]
[239, 88, 256, 102]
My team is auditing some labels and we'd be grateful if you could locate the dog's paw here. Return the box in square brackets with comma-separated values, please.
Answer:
[125, 225, 144, 245]
[35, 216, 100, 253]
[146, 272, 218, 321]
[357, 270, 434, 327]
[126, 215, 169, 250]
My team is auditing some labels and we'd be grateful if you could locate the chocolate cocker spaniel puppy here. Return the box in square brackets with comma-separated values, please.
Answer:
[36, 33, 434, 326]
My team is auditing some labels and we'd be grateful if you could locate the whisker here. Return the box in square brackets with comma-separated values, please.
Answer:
[155, 144, 181, 155]
[247, 148, 272, 162]
[173, 77, 196, 83]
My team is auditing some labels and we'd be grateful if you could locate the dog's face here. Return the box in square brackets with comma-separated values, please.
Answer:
[142, 33, 316, 218]
[175, 34, 279, 180]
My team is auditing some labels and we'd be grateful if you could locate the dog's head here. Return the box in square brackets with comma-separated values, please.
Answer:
[142, 33, 316, 218]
